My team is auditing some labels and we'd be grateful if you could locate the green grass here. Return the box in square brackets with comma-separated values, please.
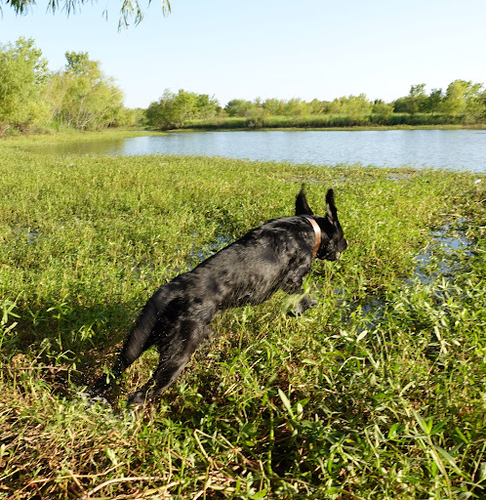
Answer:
[0, 132, 485, 499]
[184, 114, 486, 131]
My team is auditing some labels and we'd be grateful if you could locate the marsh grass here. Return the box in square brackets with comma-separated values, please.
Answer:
[184, 114, 481, 131]
[0, 133, 485, 499]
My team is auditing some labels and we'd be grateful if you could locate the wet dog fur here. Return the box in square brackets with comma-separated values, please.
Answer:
[95, 187, 347, 405]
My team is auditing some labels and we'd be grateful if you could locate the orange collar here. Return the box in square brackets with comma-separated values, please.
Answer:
[302, 215, 322, 257]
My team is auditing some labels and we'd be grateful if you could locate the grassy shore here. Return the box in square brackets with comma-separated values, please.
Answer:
[0, 132, 485, 499]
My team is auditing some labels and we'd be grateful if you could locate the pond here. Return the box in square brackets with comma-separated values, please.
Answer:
[32, 129, 486, 172]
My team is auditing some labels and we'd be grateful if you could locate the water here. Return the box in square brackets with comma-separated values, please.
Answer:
[30, 129, 486, 172]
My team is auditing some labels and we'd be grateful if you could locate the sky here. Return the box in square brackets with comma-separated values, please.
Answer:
[1, 0, 485, 109]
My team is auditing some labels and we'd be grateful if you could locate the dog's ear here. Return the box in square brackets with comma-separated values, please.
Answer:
[326, 188, 338, 225]
[295, 186, 314, 215]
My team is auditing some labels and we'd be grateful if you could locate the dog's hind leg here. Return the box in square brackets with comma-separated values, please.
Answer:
[93, 294, 163, 393]
[127, 320, 210, 405]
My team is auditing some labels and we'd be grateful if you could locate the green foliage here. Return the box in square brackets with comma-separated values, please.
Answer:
[188, 79, 486, 130]
[406, 83, 428, 115]
[0, 38, 51, 134]
[0, 133, 485, 498]
[0, 39, 128, 134]
[372, 99, 394, 119]
[393, 81, 486, 123]
[282, 98, 308, 117]
[147, 88, 218, 129]
[327, 94, 373, 119]
[225, 98, 255, 117]
[441, 79, 485, 121]
[47, 51, 126, 130]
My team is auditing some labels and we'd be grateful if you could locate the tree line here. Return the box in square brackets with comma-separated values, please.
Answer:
[146, 82, 486, 130]
[1, 37, 485, 135]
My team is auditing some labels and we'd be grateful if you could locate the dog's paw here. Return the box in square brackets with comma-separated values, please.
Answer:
[127, 390, 148, 407]
[288, 296, 317, 316]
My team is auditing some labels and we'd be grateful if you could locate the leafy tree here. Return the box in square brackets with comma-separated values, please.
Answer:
[393, 84, 427, 115]
[406, 84, 427, 115]
[262, 98, 285, 115]
[372, 99, 393, 119]
[328, 94, 372, 120]
[308, 98, 327, 115]
[146, 89, 218, 129]
[195, 93, 218, 118]
[47, 51, 125, 130]
[423, 88, 444, 112]
[145, 89, 192, 129]
[441, 80, 484, 120]
[283, 98, 307, 117]
[1, 0, 171, 27]
[345, 94, 373, 119]
[224, 99, 254, 117]
[0, 37, 50, 134]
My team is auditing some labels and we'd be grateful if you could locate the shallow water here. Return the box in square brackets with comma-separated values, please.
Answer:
[340, 221, 475, 334]
[413, 221, 473, 284]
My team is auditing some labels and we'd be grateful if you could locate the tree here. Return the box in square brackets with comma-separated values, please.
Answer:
[405, 83, 427, 115]
[424, 88, 443, 112]
[441, 80, 484, 120]
[308, 99, 327, 115]
[262, 98, 285, 115]
[224, 99, 254, 117]
[328, 94, 372, 120]
[146, 89, 218, 129]
[47, 51, 125, 130]
[283, 98, 307, 117]
[1, 0, 171, 27]
[372, 99, 393, 119]
[0, 37, 50, 134]
[195, 94, 218, 118]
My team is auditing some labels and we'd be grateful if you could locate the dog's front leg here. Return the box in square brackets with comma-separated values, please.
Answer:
[283, 263, 317, 316]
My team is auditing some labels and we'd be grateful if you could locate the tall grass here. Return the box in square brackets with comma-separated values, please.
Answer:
[0, 133, 485, 499]
[184, 113, 477, 131]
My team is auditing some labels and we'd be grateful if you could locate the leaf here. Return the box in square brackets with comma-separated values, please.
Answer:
[251, 489, 267, 499]
[278, 388, 294, 418]
[434, 444, 469, 479]
[412, 410, 432, 435]
[105, 446, 118, 466]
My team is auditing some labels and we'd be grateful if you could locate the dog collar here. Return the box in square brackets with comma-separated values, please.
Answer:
[302, 215, 322, 257]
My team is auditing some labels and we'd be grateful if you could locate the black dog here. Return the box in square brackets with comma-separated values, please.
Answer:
[96, 187, 347, 405]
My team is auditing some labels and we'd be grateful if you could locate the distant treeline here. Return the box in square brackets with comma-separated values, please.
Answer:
[1, 37, 485, 135]
[146, 82, 486, 130]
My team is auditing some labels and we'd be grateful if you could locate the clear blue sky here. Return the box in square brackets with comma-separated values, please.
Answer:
[1, 0, 485, 109]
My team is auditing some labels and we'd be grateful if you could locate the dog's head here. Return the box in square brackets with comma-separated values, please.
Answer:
[295, 187, 348, 261]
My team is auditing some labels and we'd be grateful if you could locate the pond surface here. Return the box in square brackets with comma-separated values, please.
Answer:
[33, 129, 486, 172]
